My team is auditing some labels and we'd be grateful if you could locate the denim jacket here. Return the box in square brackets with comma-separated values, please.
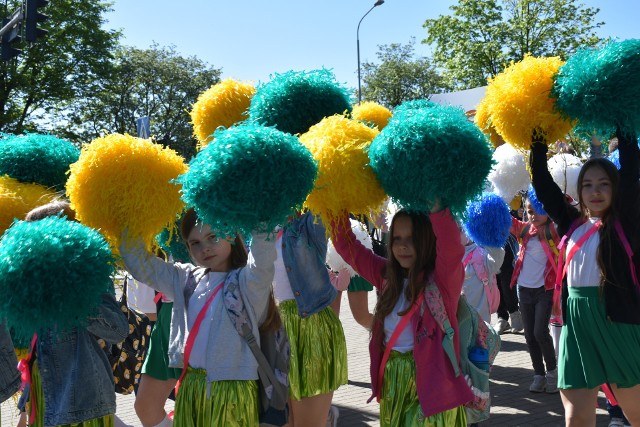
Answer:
[280, 212, 336, 318]
[35, 293, 128, 426]
[0, 322, 20, 403]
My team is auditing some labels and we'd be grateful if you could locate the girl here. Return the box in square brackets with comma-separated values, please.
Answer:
[331, 203, 473, 426]
[120, 208, 278, 427]
[272, 212, 347, 427]
[530, 127, 640, 426]
[509, 192, 560, 394]
[22, 200, 129, 427]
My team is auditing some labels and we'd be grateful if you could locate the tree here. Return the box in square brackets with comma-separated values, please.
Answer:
[360, 39, 447, 108]
[0, 0, 119, 132]
[423, 0, 603, 89]
[63, 44, 221, 158]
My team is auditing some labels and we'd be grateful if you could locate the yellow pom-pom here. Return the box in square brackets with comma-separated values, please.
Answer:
[481, 55, 574, 150]
[190, 79, 256, 149]
[300, 116, 386, 230]
[66, 134, 188, 253]
[0, 176, 58, 234]
[352, 101, 393, 131]
[474, 100, 503, 147]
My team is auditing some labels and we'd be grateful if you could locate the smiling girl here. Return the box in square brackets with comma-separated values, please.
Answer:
[530, 127, 640, 426]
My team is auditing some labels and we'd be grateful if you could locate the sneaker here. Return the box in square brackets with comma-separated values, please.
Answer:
[546, 368, 559, 393]
[326, 405, 339, 427]
[494, 318, 510, 334]
[529, 375, 547, 393]
[510, 310, 524, 333]
[608, 418, 626, 427]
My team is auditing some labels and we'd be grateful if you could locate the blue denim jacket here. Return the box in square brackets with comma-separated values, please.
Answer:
[35, 293, 128, 426]
[0, 322, 20, 403]
[281, 212, 336, 318]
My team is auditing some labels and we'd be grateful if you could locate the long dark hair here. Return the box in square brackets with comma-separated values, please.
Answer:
[180, 208, 281, 332]
[576, 158, 620, 287]
[372, 210, 436, 348]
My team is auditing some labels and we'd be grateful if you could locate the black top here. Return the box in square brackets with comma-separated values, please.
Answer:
[530, 129, 640, 324]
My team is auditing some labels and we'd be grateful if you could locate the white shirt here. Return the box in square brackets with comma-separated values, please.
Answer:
[272, 235, 295, 302]
[383, 280, 414, 353]
[517, 237, 547, 288]
[567, 217, 601, 288]
[186, 271, 227, 369]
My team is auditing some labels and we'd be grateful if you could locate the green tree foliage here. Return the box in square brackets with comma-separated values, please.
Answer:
[0, 0, 118, 132]
[423, 0, 603, 89]
[360, 39, 447, 108]
[64, 44, 221, 158]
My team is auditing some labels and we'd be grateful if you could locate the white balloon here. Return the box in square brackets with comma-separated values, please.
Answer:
[487, 145, 530, 203]
[548, 153, 582, 201]
[327, 219, 372, 276]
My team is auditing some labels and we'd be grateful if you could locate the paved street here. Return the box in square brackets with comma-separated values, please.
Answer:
[1, 292, 612, 426]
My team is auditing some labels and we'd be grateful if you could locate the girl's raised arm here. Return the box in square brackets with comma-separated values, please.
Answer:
[430, 208, 464, 304]
[239, 232, 277, 325]
[616, 127, 640, 223]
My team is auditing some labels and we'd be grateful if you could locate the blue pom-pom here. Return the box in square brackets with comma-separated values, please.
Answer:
[463, 192, 512, 248]
[0, 216, 116, 341]
[527, 185, 547, 215]
[248, 69, 352, 135]
[0, 133, 80, 191]
[368, 103, 493, 214]
[177, 123, 318, 237]
[609, 150, 621, 169]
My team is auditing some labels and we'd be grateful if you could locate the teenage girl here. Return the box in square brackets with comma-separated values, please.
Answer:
[530, 128, 640, 426]
[120, 208, 278, 427]
[273, 212, 347, 427]
[332, 203, 472, 426]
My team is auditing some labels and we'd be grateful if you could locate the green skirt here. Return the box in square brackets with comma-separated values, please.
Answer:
[142, 302, 181, 380]
[348, 275, 374, 292]
[559, 286, 640, 389]
[28, 361, 114, 427]
[380, 351, 467, 427]
[279, 300, 348, 400]
[173, 368, 258, 427]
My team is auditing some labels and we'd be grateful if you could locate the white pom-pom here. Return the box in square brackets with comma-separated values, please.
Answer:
[548, 153, 582, 201]
[327, 219, 372, 276]
[487, 144, 530, 202]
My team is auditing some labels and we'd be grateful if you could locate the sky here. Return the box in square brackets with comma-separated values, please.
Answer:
[104, 1, 639, 91]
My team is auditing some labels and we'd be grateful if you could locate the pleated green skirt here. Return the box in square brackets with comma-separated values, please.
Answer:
[28, 361, 114, 427]
[173, 368, 258, 427]
[559, 286, 640, 389]
[380, 351, 467, 427]
[142, 302, 181, 381]
[279, 300, 348, 400]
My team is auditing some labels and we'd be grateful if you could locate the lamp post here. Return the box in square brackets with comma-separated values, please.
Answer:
[357, 0, 384, 104]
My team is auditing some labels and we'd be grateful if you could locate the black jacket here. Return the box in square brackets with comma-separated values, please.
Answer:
[530, 129, 640, 324]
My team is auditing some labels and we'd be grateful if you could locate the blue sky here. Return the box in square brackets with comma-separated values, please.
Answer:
[104, 1, 638, 91]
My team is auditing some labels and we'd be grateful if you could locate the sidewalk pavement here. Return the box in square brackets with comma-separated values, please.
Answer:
[1, 292, 613, 426]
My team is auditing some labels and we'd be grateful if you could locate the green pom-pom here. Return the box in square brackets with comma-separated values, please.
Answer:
[391, 99, 437, 120]
[248, 69, 352, 135]
[369, 103, 493, 214]
[0, 133, 79, 191]
[178, 123, 318, 236]
[155, 217, 191, 263]
[0, 216, 116, 341]
[554, 39, 640, 134]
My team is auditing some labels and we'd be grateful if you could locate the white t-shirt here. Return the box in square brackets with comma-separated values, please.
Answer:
[272, 235, 295, 302]
[383, 280, 414, 353]
[567, 218, 601, 288]
[517, 237, 547, 288]
[186, 271, 227, 369]
[125, 275, 157, 315]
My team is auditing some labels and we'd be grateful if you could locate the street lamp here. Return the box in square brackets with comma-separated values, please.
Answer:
[357, 0, 384, 104]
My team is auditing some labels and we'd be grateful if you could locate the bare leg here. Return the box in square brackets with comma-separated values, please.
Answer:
[347, 291, 373, 330]
[611, 383, 640, 426]
[560, 387, 599, 427]
[16, 411, 26, 427]
[329, 291, 342, 316]
[289, 392, 334, 427]
[134, 374, 177, 427]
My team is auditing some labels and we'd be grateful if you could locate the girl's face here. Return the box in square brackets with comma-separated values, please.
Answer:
[525, 201, 548, 228]
[391, 215, 416, 270]
[580, 165, 612, 218]
[186, 223, 232, 272]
